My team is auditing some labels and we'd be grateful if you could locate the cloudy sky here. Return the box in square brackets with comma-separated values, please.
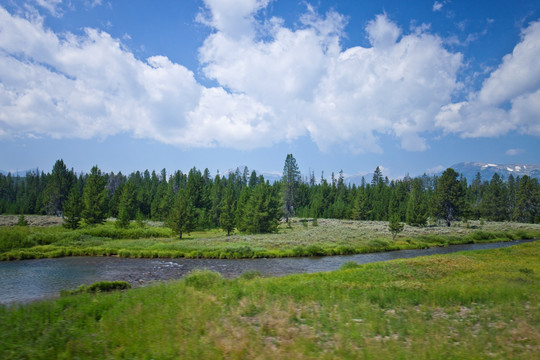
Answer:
[1, 0, 539, 179]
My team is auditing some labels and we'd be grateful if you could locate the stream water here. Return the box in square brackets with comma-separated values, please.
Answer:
[0, 239, 535, 305]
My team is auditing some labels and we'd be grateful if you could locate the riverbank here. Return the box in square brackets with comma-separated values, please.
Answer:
[1, 240, 539, 359]
[1, 217, 540, 260]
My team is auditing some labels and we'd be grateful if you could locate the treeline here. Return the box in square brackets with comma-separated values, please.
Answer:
[0, 160, 282, 236]
[0, 157, 539, 234]
[294, 167, 540, 225]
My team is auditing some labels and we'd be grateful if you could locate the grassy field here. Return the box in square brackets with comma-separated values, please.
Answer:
[1, 240, 538, 359]
[1, 216, 540, 260]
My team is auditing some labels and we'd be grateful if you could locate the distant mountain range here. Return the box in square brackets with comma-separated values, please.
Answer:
[0, 169, 39, 177]
[2, 162, 539, 183]
[443, 162, 540, 182]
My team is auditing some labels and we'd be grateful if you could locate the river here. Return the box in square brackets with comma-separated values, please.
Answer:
[0, 240, 535, 305]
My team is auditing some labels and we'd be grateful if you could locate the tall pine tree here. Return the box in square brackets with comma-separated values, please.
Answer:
[82, 166, 107, 225]
[62, 185, 82, 229]
[406, 179, 427, 227]
[44, 159, 74, 215]
[281, 154, 301, 222]
[431, 168, 465, 226]
[167, 188, 195, 239]
[219, 184, 236, 236]
[116, 181, 136, 228]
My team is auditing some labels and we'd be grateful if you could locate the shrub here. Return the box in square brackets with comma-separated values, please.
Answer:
[61, 281, 131, 296]
[465, 231, 497, 242]
[239, 270, 263, 280]
[334, 245, 356, 255]
[17, 214, 28, 226]
[184, 269, 224, 289]
[226, 245, 254, 258]
[340, 261, 360, 270]
[292, 244, 326, 257]
[0, 227, 32, 252]
[304, 244, 326, 256]
[368, 239, 390, 249]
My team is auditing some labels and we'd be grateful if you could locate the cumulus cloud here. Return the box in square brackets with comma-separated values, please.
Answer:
[436, 20, 540, 137]
[0, 3, 465, 151]
[308, 15, 462, 151]
[198, 5, 462, 152]
[0, 7, 201, 143]
[3, 1, 537, 153]
[196, 0, 271, 39]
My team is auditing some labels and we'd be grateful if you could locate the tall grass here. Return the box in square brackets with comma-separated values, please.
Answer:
[1, 241, 539, 359]
[1, 218, 539, 260]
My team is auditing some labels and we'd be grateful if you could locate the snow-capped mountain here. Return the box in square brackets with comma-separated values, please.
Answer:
[445, 162, 540, 182]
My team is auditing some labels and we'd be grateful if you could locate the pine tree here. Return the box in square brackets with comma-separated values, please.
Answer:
[82, 166, 107, 225]
[281, 154, 301, 222]
[219, 184, 236, 236]
[243, 182, 280, 234]
[388, 214, 404, 241]
[388, 190, 400, 221]
[371, 166, 383, 186]
[151, 179, 168, 220]
[513, 176, 539, 223]
[63, 185, 82, 229]
[209, 173, 224, 227]
[507, 174, 516, 217]
[469, 172, 483, 218]
[43, 159, 74, 216]
[17, 213, 28, 226]
[116, 181, 136, 228]
[167, 189, 195, 239]
[430, 168, 465, 226]
[406, 179, 427, 227]
[235, 187, 251, 232]
[351, 188, 370, 220]
[248, 170, 259, 187]
[135, 209, 145, 228]
[481, 173, 508, 221]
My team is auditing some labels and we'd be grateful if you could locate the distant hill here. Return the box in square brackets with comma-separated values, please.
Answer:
[444, 162, 540, 182]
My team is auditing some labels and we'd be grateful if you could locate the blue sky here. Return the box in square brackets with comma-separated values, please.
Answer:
[0, 0, 539, 179]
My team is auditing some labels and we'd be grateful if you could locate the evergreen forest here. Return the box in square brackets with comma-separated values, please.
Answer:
[1, 156, 539, 236]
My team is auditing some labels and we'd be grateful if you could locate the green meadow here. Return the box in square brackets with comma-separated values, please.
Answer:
[1, 240, 539, 359]
[1, 216, 540, 260]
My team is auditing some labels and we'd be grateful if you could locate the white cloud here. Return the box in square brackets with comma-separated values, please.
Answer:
[309, 14, 462, 151]
[0, 7, 201, 142]
[433, 2, 444, 12]
[436, 20, 540, 137]
[3, 2, 538, 153]
[33, 0, 63, 17]
[199, 6, 462, 152]
[196, 0, 271, 39]
[426, 165, 445, 174]
[365, 14, 401, 48]
[0, 3, 465, 151]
